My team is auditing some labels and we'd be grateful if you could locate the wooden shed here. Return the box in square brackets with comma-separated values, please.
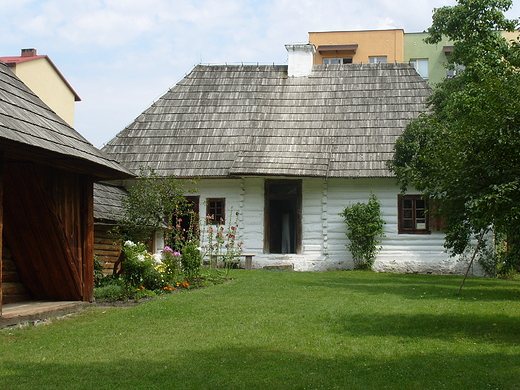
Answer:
[0, 61, 133, 314]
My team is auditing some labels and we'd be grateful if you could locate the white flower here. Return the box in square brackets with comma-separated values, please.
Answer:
[137, 254, 145, 262]
[124, 240, 136, 247]
[152, 253, 162, 265]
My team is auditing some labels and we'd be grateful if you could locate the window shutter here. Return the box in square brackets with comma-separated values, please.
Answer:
[428, 201, 445, 232]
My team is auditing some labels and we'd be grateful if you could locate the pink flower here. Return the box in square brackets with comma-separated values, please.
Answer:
[163, 246, 173, 253]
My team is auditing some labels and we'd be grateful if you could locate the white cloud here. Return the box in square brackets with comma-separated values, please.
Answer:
[1, 0, 520, 147]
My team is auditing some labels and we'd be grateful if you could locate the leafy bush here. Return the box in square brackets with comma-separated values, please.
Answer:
[134, 287, 158, 300]
[121, 241, 163, 289]
[94, 284, 129, 302]
[94, 240, 229, 302]
[339, 193, 385, 270]
[181, 244, 202, 281]
[160, 246, 181, 279]
[93, 254, 105, 287]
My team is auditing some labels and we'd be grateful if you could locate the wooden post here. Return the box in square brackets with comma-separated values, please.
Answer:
[81, 175, 94, 302]
[0, 151, 4, 315]
[244, 254, 254, 270]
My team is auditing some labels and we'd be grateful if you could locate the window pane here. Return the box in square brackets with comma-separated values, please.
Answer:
[324, 58, 341, 64]
[403, 220, 413, 229]
[369, 56, 387, 63]
[207, 198, 225, 224]
[411, 59, 429, 78]
[399, 194, 430, 234]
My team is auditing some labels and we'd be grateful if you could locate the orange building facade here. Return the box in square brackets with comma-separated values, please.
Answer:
[309, 29, 404, 65]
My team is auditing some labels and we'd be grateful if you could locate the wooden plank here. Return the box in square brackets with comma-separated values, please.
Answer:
[0, 151, 3, 315]
[81, 175, 94, 301]
[4, 163, 82, 301]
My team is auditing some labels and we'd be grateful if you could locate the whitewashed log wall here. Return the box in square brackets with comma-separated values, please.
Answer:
[183, 177, 482, 275]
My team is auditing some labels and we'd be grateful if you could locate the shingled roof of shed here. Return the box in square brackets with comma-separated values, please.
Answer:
[103, 63, 431, 178]
[94, 182, 128, 222]
[0, 61, 133, 180]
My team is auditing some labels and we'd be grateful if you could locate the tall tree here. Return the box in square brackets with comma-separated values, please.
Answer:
[388, 0, 520, 274]
[117, 167, 197, 248]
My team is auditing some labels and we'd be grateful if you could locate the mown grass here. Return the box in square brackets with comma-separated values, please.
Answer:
[0, 270, 519, 389]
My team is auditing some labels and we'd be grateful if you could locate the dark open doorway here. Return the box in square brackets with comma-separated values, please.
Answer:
[264, 180, 302, 254]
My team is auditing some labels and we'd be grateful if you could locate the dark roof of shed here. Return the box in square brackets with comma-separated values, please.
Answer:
[0, 61, 133, 180]
[103, 63, 432, 178]
[94, 182, 128, 222]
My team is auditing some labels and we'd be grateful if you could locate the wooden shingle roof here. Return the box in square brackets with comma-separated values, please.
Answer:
[94, 182, 128, 222]
[103, 63, 432, 178]
[0, 61, 133, 180]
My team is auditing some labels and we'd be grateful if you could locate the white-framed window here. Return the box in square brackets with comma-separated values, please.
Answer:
[410, 59, 429, 79]
[369, 56, 387, 64]
[323, 58, 353, 64]
[446, 64, 465, 78]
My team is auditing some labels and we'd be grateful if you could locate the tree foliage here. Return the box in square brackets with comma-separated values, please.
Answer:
[117, 167, 197, 246]
[388, 0, 520, 273]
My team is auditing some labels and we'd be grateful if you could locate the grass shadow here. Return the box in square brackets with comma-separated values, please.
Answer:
[290, 271, 520, 302]
[1, 346, 518, 390]
[323, 311, 520, 345]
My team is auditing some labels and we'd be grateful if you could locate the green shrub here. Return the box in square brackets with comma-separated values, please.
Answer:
[181, 244, 202, 281]
[134, 288, 158, 300]
[339, 193, 385, 270]
[160, 247, 181, 280]
[94, 284, 128, 302]
[121, 241, 167, 290]
[93, 254, 105, 287]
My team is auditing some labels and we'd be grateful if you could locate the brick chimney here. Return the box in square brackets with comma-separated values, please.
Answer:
[21, 48, 37, 57]
[285, 43, 316, 77]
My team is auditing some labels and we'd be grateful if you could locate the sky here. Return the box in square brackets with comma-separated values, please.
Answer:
[1, 0, 519, 148]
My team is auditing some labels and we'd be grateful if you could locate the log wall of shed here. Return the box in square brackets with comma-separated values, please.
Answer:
[2, 239, 30, 303]
[94, 225, 121, 275]
[2, 162, 94, 303]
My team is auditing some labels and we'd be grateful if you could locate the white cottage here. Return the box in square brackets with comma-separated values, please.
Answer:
[102, 44, 478, 275]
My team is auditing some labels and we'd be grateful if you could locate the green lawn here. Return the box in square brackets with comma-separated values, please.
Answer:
[1, 271, 519, 389]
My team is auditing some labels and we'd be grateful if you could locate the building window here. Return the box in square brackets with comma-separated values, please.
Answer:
[323, 57, 353, 64]
[369, 56, 387, 64]
[398, 195, 430, 234]
[206, 198, 225, 224]
[410, 59, 429, 79]
[446, 64, 465, 78]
